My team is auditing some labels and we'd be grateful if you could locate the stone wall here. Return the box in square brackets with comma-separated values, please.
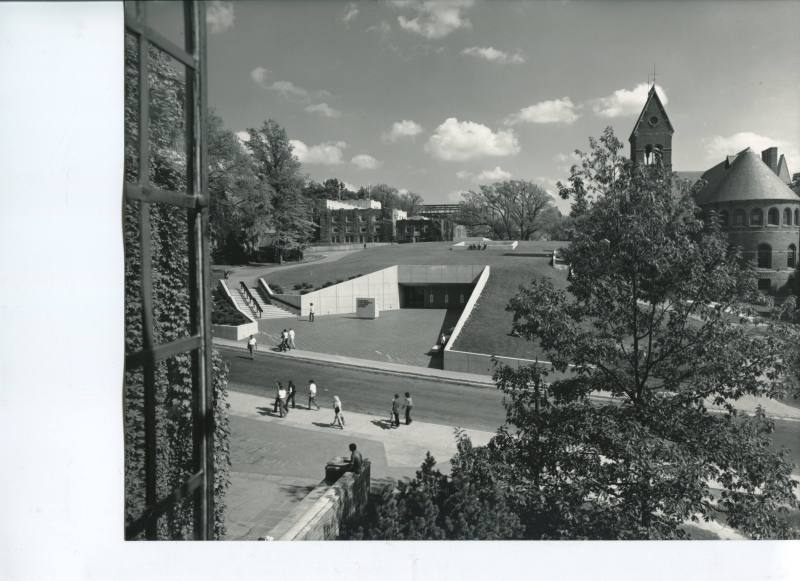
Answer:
[268, 460, 371, 541]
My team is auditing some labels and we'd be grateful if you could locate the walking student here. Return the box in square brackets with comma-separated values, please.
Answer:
[287, 380, 297, 409]
[390, 393, 400, 428]
[331, 395, 345, 429]
[404, 392, 413, 425]
[279, 329, 289, 352]
[308, 379, 320, 410]
[288, 328, 296, 349]
[247, 334, 257, 359]
[273, 381, 283, 414]
[308, 303, 315, 322]
[277, 383, 288, 417]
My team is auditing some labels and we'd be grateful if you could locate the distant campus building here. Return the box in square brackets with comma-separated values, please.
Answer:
[315, 200, 462, 244]
[630, 85, 800, 292]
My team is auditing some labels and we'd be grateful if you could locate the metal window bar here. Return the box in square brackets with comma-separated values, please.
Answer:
[123, 0, 213, 540]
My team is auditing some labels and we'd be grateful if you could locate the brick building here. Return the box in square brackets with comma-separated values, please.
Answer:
[631, 85, 800, 293]
[316, 199, 407, 244]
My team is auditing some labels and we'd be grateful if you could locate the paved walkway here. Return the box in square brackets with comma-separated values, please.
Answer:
[223, 389, 494, 539]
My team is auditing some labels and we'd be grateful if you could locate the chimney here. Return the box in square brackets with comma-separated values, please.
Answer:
[761, 147, 778, 174]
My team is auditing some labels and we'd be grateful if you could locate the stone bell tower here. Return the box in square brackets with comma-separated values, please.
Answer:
[629, 85, 674, 173]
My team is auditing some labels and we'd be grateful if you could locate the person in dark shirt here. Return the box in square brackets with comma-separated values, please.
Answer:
[348, 443, 363, 474]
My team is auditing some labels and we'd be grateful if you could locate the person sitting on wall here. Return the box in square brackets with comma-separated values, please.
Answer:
[347, 443, 364, 474]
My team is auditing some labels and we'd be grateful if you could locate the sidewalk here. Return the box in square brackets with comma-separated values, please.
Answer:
[223, 389, 495, 539]
[215, 337, 800, 421]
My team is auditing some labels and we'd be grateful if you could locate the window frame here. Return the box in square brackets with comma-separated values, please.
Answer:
[123, 0, 214, 540]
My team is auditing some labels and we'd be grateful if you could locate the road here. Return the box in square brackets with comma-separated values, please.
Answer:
[219, 347, 506, 432]
[219, 347, 800, 471]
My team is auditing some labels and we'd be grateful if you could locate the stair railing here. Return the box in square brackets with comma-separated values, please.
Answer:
[239, 281, 263, 319]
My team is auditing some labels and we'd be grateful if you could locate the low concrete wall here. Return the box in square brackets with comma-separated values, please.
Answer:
[212, 321, 259, 341]
[298, 266, 400, 317]
[268, 460, 371, 541]
[443, 348, 547, 376]
[218, 279, 256, 323]
[452, 241, 519, 251]
[257, 279, 301, 315]
[397, 264, 484, 284]
[306, 242, 392, 252]
[442, 265, 490, 354]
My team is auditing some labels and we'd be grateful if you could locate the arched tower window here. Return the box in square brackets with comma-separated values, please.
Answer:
[750, 208, 763, 226]
[644, 144, 653, 165]
[768, 207, 779, 225]
[795, 209, 799, 225]
[757, 243, 772, 269]
[788, 244, 797, 268]
[783, 208, 792, 225]
[718, 210, 729, 226]
[733, 209, 746, 226]
[654, 144, 664, 165]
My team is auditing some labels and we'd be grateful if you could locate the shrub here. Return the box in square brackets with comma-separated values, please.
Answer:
[336, 279, 344, 284]
[322, 281, 334, 288]
[292, 283, 304, 290]
[211, 289, 249, 325]
[270, 283, 284, 294]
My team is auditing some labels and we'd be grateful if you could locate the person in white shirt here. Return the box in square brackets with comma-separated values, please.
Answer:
[308, 303, 315, 322]
[247, 334, 257, 359]
[308, 379, 319, 410]
[288, 328, 296, 349]
[277, 384, 288, 417]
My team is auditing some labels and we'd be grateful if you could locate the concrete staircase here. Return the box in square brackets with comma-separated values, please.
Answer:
[243, 286, 296, 319]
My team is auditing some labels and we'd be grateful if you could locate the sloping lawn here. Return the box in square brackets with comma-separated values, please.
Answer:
[452, 259, 570, 361]
[259, 241, 567, 292]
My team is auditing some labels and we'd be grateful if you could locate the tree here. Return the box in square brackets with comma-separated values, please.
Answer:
[497, 128, 798, 539]
[341, 434, 524, 540]
[247, 120, 315, 247]
[458, 180, 555, 240]
[207, 111, 264, 262]
[397, 190, 424, 216]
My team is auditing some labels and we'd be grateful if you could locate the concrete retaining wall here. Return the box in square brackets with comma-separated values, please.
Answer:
[298, 267, 400, 317]
[218, 279, 255, 323]
[268, 461, 371, 541]
[305, 242, 392, 252]
[212, 321, 259, 341]
[443, 348, 546, 376]
[442, 265, 490, 354]
[397, 264, 484, 284]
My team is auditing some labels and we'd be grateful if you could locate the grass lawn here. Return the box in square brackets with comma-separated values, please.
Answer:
[258, 241, 567, 292]
[450, 258, 571, 361]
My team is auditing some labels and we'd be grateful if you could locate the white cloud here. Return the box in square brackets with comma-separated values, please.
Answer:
[351, 154, 382, 170]
[250, 68, 311, 100]
[705, 132, 800, 165]
[250, 67, 270, 86]
[269, 80, 308, 99]
[367, 20, 393, 41]
[342, 3, 359, 23]
[290, 140, 346, 165]
[343, 181, 359, 192]
[505, 97, 579, 125]
[425, 118, 520, 161]
[392, 0, 474, 40]
[235, 131, 250, 145]
[398, 188, 410, 195]
[591, 83, 668, 118]
[305, 103, 342, 119]
[554, 151, 582, 173]
[206, 1, 235, 34]
[462, 46, 525, 64]
[383, 120, 424, 142]
[457, 166, 512, 183]
[536, 176, 571, 215]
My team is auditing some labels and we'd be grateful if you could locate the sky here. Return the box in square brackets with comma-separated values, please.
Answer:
[191, 0, 800, 213]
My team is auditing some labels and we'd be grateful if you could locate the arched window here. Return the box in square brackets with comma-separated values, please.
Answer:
[768, 207, 779, 225]
[644, 144, 653, 165]
[654, 144, 664, 164]
[757, 243, 772, 268]
[718, 210, 729, 226]
[784, 208, 792, 225]
[789, 244, 797, 268]
[733, 209, 746, 226]
[795, 209, 799, 225]
[750, 208, 763, 226]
